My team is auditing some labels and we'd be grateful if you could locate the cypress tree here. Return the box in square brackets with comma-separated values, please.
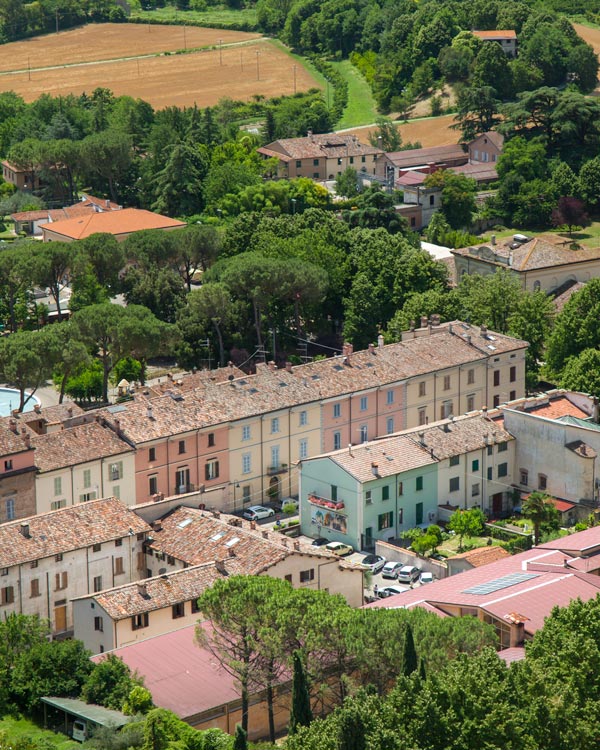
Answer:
[337, 708, 366, 750]
[403, 623, 418, 676]
[289, 650, 312, 734]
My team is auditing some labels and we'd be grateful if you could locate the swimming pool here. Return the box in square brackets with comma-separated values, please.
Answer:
[0, 388, 40, 417]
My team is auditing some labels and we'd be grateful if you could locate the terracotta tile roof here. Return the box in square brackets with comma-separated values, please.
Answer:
[39, 208, 186, 240]
[259, 133, 382, 161]
[11, 210, 48, 221]
[323, 434, 436, 483]
[84, 563, 227, 619]
[0, 421, 34, 456]
[472, 29, 517, 39]
[452, 162, 498, 182]
[525, 395, 590, 421]
[147, 507, 337, 572]
[144, 364, 246, 397]
[97, 322, 527, 445]
[547, 497, 576, 513]
[498, 647, 525, 664]
[404, 413, 514, 460]
[396, 171, 428, 187]
[0, 497, 149, 567]
[449, 545, 510, 566]
[452, 234, 600, 272]
[470, 131, 504, 150]
[30, 421, 133, 472]
[552, 279, 585, 312]
[387, 144, 466, 169]
[11, 195, 120, 224]
[25, 402, 85, 425]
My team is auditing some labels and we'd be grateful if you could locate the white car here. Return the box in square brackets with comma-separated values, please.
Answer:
[382, 561, 403, 579]
[397, 565, 421, 583]
[419, 572, 434, 585]
[243, 505, 275, 521]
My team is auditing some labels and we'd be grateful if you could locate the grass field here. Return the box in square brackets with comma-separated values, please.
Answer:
[0, 716, 78, 749]
[130, 6, 258, 29]
[479, 223, 600, 250]
[330, 60, 378, 128]
[0, 24, 320, 109]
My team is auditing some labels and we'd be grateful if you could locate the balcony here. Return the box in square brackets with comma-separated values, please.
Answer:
[308, 493, 346, 514]
[175, 483, 196, 495]
[267, 464, 288, 476]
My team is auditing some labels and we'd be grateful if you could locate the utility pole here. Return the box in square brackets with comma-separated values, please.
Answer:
[27, 56, 30, 81]
[183, 25, 187, 50]
[256, 50, 260, 81]
[55, 9, 59, 33]
[218, 39, 223, 66]
[293, 64, 297, 94]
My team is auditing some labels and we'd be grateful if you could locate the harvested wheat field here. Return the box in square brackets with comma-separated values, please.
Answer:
[0, 25, 319, 109]
[339, 114, 458, 148]
[573, 23, 600, 55]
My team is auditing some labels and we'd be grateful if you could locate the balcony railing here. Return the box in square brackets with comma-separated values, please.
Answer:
[175, 483, 196, 495]
[267, 464, 288, 476]
[308, 493, 347, 514]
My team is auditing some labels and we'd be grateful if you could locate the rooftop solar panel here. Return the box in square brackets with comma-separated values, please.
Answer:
[463, 572, 538, 596]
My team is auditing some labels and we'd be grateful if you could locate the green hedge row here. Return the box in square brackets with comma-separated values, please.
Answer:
[310, 57, 348, 124]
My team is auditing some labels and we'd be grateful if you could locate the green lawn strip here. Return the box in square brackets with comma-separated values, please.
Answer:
[478, 222, 600, 249]
[569, 15, 600, 29]
[267, 40, 327, 91]
[330, 59, 378, 128]
[129, 7, 258, 28]
[0, 716, 79, 749]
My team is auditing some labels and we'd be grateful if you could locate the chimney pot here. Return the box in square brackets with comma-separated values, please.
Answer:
[152, 520, 162, 532]
[137, 582, 148, 597]
[23, 433, 30, 448]
[228, 548, 236, 557]
[215, 559, 228, 575]
[9, 419, 17, 434]
[377, 334, 384, 349]
[250, 521, 256, 530]
[67, 407, 73, 417]
[20, 522, 30, 538]
[420, 316, 428, 329]
[146, 406, 154, 420]
[268, 360, 276, 372]
[368, 343, 375, 354]
[33, 404, 41, 414]
[285, 361, 293, 373]
[293, 541, 300, 550]
[262, 530, 269, 538]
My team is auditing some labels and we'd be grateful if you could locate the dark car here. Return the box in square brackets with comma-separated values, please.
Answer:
[311, 537, 329, 547]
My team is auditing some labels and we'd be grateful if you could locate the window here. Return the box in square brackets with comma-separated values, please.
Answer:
[418, 409, 427, 426]
[487, 467, 493, 480]
[493, 395, 500, 408]
[299, 410, 307, 426]
[333, 403, 341, 418]
[360, 396, 368, 411]
[30, 560, 38, 569]
[93, 575, 103, 592]
[359, 425, 368, 443]
[55, 572, 68, 590]
[191, 598, 200, 614]
[498, 442, 507, 453]
[493, 370, 500, 387]
[205, 459, 220, 481]
[533, 280, 541, 292]
[365, 490, 372, 505]
[471, 483, 480, 497]
[382, 485, 390, 501]
[441, 401, 453, 419]
[510, 366, 516, 382]
[172, 602, 185, 619]
[178, 440, 186, 454]
[378, 511, 394, 531]
[54, 477, 62, 496]
[337, 157, 342, 166]
[333, 431, 341, 450]
[449, 477, 460, 492]
[5, 499, 14, 521]
[538, 474, 547, 490]
[386, 417, 394, 435]
[313, 172, 319, 179]
[242, 486, 251, 502]
[418, 381, 426, 397]
[416, 476, 423, 491]
[299, 439, 308, 460]
[4, 460, 12, 471]
[149, 475, 158, 495]
[109, 462, 122, 481]
[92, 543, 101, 553]
[132, 613, 149, 630]
[242, 453, 251, 474]
[242, 425, 251, 441]
[51, 500, 66, 510]
[114, 557, 124, 575]
[472, 459, 479, 472]
[467, 368, 475, 385]
[83, 469, 91, 488]
[510, 390, 516, 401]
[443, 375, 451, 391]
[30, 579, 40, 597]
[80, 491, 96, 503]
[520, 469, 528, 485]
[295, 159, 301, 168]
[149, 447, 156, 462]
[487, 445, 493, 456]
[467, 394, 475, 412]
[331, 485, 338, 502]
[449, 455, 459, 467]
[208, 433, 215, 447]
[0, 568, 6, 576]
[284, 574, 293, 583]
[313, 158, 319, 166]
[94, 616, 103, 632]
[398, 481, 403, 496]
[271, 417, 280, 434]
[1, 586, 14, 605]
[361, 155, 366, 163]
[498, 463, 508, 478]
[300, 569, 315, 583]
[429, 194, 435, 206]
[386, 390, 394, 405]
[167, 555, 175, 566]
[349, 156, 354, 164]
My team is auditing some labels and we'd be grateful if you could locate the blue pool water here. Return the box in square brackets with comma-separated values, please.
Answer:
[0, 388, 40, 417]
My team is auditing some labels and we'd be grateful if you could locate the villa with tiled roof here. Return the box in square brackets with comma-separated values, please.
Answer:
[40, 207, 186, 242]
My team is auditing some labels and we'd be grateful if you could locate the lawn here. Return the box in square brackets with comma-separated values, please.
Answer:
[437, 535, 500, 557]
[478, 222, 600, 249]
[130, 6, 258, 29]
[330, 59, 378, 129]
[0, 716, 78, 749]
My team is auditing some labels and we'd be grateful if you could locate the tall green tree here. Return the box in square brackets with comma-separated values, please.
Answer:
[521, 491, 556, 545]
[31, 241, 72, 322]
[402, 623, 418, 676]
[289, 651, 312, 735]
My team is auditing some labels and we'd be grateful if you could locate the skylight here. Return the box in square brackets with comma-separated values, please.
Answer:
[210, 532, 225, 542]
[225, 537, 240, 547]
[463, 572, 538, 596]
[177, 518, 193, 529]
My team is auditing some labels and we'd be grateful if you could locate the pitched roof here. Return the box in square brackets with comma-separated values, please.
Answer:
[147, 507, 337, 572]
[81, 563, 228, 620]
[520, 395, 590, 421]
[386, 144, 466, 169]
[0, 421, 35, 457]
[448, 545, 510, 567]
[404, 413, 514, 460]
[452, 234, 600, 272]
[29, 421, 133, 472]
[259, 133, 382, 161]
[39, 208, 186, 240]
[552, 279, 586, 312]
[472, 29, 517, 39]
[0, 497, 149, 567]
[469, 131, 505, 150]
[11, 194, 121, 224]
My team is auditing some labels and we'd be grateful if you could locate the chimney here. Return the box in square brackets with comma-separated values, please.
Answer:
[347, 343, 353, 355]
[167, 372, 173, 381]
[420, 316, 428, 329]
[33, 403, 41, 414]
[152, 520, 162, 532]
[262, 530, 269, 538]
[114, 418, 121, 432]
[215, 559, 228, 575]
[465, 334, 471, 345]
[285, 361, 293, 372]
[67, 406, 73, 418]
[418, 431, 425, 445]
[228, 547, 236, 557]
[371, 462, 379, 477]
[212, 510, 221, 519]
[268, 360, 276, 372]
[146, 405, 154, 420]
[377, 334, 384, 349]
[431, 314, 440, 326]
[8, 419, 17, 434]
[480, 324, 487, 337]
[250, 521, 256, 530]
[137, 582, 148, 597]
[348, 444, 353, 457]
[307, 129, 313, 139]
[20, 522, 30, 538]
[105, 199, 110, 208]
[491, 234, 496, 246]
[368, 343, 375, 354]
[22, 433, 30, 448]
[294, 541, 300, 550]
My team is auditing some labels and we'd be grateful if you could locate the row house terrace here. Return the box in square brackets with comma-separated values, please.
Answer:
[0, 497, 149, 635]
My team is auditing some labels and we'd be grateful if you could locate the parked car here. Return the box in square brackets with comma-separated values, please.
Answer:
[382, 561, 404, 579]
[311, 537, 329, 547]
[397, 565, 421, 583]
[243, 505, 275, 521]
[280, 497, 299, 513]
[419, 572, 434, 585]
[325, 541, 353, 556]
[361, 554, 386, 574]
[377, 585, 405, 599]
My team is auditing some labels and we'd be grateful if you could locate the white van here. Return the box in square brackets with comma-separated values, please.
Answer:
[72, 720, 88, 742]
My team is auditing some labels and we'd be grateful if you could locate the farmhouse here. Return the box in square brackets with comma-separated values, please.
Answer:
[39, 207, 186, 242]
[472, 29, 517, 57]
